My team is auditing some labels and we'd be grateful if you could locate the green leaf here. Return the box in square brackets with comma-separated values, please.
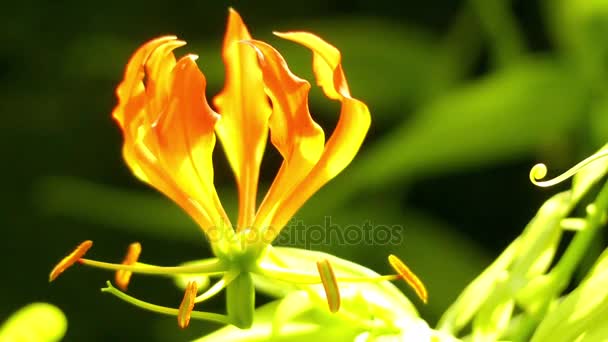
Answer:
[531, 248, 608, 342]
[0, 303, 67, 342]
[472, 296, 515, 342]
[437, 239, 518, 334]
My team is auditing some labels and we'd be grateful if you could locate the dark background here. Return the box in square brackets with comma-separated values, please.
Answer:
[2, 0, 606, 340]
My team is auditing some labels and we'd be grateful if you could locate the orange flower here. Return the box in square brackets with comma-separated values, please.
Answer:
[111, 9, 370, 249]
[48, 9, 428, 330]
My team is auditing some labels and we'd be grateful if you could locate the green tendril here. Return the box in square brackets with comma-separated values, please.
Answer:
[530, 150, 608, 187]
[101, 281, 233, 325]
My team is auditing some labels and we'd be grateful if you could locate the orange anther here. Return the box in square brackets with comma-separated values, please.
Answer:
[115, 242, 142, 291]
[49, 240, 93, 282]
[178, 281, 198, 328]
[388, 254, 428, 304]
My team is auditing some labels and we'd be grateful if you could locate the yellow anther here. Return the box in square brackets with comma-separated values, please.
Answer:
[388, 254, 428, 304]
[316, 259, 340, 313]
[49, 240, 93, 282]
[178, 281, 198, 328]
[115, 242, 142, 291]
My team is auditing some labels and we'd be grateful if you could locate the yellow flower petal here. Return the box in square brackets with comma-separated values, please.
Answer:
[246, 40, 325, 232]
[112, 38, 231, 236]
[254, 33, 371, 237]
[214, 9, 271, 230]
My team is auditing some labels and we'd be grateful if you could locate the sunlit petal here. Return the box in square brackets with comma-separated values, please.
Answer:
[245, 40, 325, 232]
[214, 9, 272, 230]
[112, 38, 231, 236]
[259, 32, 371, 236]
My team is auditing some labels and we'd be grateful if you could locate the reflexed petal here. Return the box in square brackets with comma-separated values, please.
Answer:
[256, 33, 371, 236]
[214, 9, 271, 230]
[246, 40, 325, 232]
[111, 38, 231, 236]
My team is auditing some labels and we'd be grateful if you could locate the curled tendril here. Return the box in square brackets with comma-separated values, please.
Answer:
[530, 150, 608, 187]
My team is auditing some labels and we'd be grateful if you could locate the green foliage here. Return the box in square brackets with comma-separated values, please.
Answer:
[439, 145, 608, 341]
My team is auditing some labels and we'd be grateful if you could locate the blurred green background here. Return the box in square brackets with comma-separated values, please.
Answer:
[2, 0, 608, 340]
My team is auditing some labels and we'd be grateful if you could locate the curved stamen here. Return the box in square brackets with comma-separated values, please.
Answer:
[79, 258, 226, 276]
[195, 271, 239, 303]
[101, 281, 233, 325]
[530, 150, 608, 187]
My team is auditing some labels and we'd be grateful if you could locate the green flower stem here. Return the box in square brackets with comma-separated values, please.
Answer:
[101, 281, 233, 325]
[79, 258, 226, 276]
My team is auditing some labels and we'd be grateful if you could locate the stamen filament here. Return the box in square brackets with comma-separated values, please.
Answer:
[80, 258, 225, 276]
[195, 271, 239, 303]
[530, 150, 608, 187]
[101, 281, 233, 325]
[259, 265, 401, 284]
